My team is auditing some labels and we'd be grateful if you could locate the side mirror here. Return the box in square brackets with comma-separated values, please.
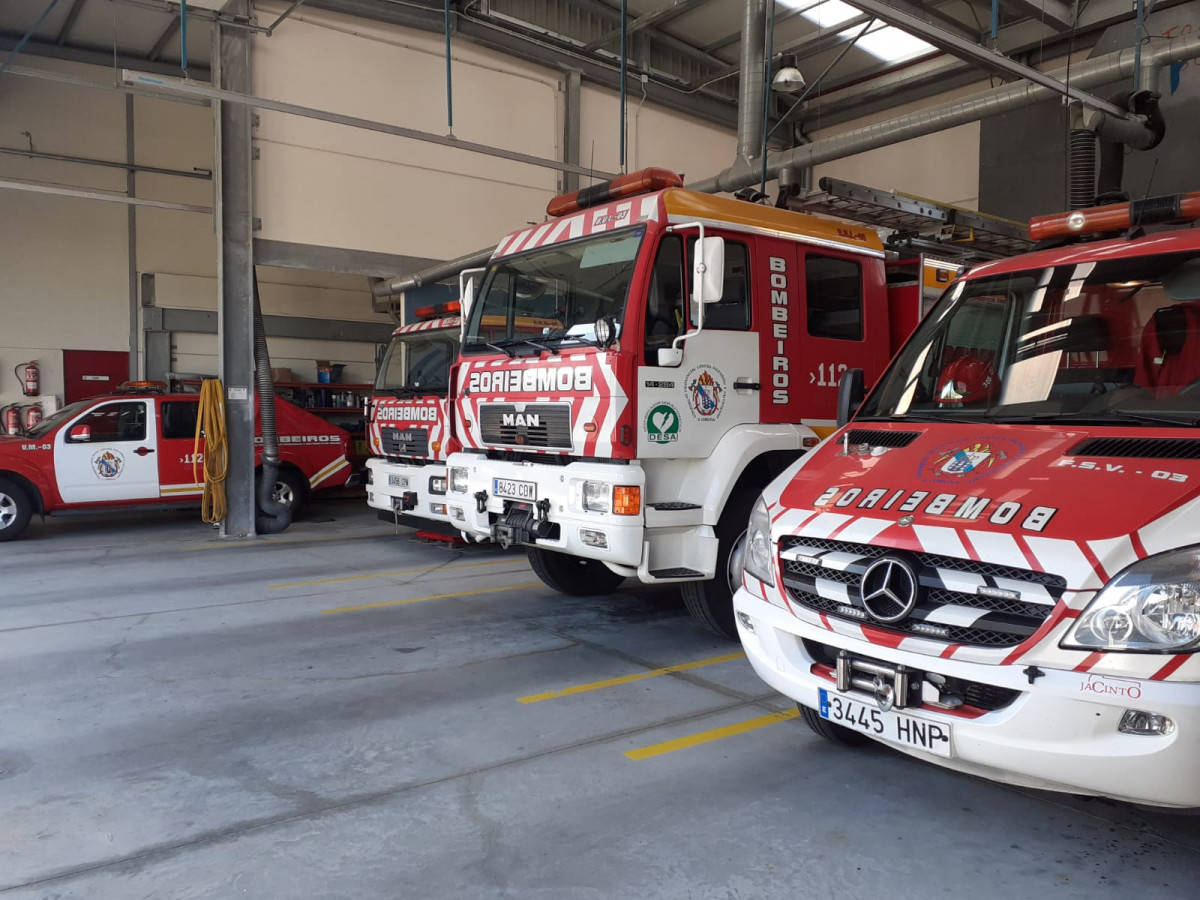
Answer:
[836, 368, 866, 427]
[657, 346, 684, 367]
[69, 424, 92, 442]
[691, 236, 725, 308]
[458, 266, 485, 341]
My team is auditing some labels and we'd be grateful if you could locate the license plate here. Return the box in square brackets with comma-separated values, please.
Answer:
[493, 478, 536, 501]
[818, 688, 952, 758]
[388, 474, 408, 488]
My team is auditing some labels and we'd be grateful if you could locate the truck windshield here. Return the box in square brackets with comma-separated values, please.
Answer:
[463, 227, 645, 352]
[375, 332, 457, 394]
[860, 249, 1200, 425]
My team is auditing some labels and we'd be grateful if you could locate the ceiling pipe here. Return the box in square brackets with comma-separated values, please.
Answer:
[732, 0, 768, 181]
[688, 32, 1200, 195]
[372, 246, 495, 303]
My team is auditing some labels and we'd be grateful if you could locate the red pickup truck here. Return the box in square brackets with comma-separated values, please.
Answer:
[0, 385, 353, 541]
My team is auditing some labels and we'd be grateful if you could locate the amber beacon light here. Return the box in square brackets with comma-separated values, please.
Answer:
[1029, 192, 1200, 241]
[547, 167, 683, 218]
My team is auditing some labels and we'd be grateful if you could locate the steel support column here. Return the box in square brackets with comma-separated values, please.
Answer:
[126, 94, 139, 381]
[562, 69, 582, 195]
[214, 1, 256, 537]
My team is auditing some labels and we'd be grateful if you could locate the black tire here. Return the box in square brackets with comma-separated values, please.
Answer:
[526, 546, 625, 596]
[680, 487, 757, 639]
[798, 703, 871, 747]
[268, 468, 307, 519]
[0, 477, 33, 542]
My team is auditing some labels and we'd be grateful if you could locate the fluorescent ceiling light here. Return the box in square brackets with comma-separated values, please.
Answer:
[778, 1, 936, 63]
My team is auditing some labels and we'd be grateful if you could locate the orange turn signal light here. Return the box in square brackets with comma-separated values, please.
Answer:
[613, 485, 641, 516]
[583, 422, 598, 433]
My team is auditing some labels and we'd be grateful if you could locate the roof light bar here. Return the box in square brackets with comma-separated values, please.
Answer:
[413, 300, 461, 320]
[547, 167, 683, 218]
[1029, 192, 1200, 241]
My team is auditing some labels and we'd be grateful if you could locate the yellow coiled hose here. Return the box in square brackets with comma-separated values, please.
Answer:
[195, 378, 228, 524]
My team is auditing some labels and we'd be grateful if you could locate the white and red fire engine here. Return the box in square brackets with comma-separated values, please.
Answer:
[0, 383, 353, 541]
[735, 191, 1200, 808]
[444, 168, 935, 636]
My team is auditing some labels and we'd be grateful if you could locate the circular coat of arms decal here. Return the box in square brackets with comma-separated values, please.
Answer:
[685, 365, 726, 421]
[916, 437, 1024, 486]
[92, 448, 126, 480]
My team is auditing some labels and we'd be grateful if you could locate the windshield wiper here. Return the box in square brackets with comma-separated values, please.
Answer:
[516, 339, 559, 356]
[374, 386, 422, 397]
[465, 339, 516, 358]
[1109, 409, 1200, 427]
[857, 412, 987, 425]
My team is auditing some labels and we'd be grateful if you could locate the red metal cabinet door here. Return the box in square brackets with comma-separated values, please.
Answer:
[62, 350, 130, 403]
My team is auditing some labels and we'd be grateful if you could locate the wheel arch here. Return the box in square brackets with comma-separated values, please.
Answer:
[0, 470, 44, 515]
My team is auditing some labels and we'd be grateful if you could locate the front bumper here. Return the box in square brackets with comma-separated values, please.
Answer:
[366, 458, 453, 525]
[446, 454, 645, 568]
[734, 587, 1200, 808]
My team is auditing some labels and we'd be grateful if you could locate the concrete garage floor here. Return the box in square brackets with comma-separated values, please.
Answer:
[2, 503, 1199, 899]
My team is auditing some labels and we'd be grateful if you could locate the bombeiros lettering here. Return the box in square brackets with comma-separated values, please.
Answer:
[814, 485, 1059, 533]
[769, 256, 791, 405]
[467, 366, 593, 394]
[376, 405, 439, 423]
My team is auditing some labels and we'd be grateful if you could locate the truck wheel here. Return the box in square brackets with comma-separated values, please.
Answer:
[527, 546, 625, 596]
[269, 469, 307, 519]
[0, 477, 33, 542]
[798, 703, 870, 747]
[680, 487, 757, 639]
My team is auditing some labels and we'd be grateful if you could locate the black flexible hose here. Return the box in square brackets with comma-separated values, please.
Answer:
[1068, 128, 1097, 210]
[253, 275, 292, 534]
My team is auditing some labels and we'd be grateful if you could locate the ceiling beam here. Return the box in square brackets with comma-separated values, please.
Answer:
[703, 2, 811, 54]
[0, 31, 210, 79]
[147, 15, 182, 61]
[55, 0, 89, 45]
[569, 0, 733, 72]
[998, 0, 1075, 32]
[583, 0, 714, 52]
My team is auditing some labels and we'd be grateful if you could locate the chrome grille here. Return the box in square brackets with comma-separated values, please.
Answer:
[479, 403, 572, 450]
[381, 426, 429, 457]
[780, 536, 1065, 650]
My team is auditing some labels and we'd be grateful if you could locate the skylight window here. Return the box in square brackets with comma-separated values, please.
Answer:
[778, 0, 937, 64]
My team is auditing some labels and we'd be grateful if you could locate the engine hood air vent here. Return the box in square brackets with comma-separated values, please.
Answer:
[1069, 437, 1200, 460]
[843, 429, 921, 448]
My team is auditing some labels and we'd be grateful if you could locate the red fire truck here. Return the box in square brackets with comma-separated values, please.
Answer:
[734, 192, 1200, 808]
[444, 168, 935, 636]
[0, 384, 352, 541]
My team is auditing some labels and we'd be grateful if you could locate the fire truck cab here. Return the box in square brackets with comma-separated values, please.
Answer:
[446, 169, 923, 635]
[0, 384, 353, 541]
[734, 192, 1200, 808]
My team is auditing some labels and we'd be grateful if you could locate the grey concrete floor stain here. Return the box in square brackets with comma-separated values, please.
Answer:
[1, 500, 1198, 898]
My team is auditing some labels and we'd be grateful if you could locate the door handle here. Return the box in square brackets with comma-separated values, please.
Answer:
[734, 379, 761, 391]
[134, 446, 155, 456]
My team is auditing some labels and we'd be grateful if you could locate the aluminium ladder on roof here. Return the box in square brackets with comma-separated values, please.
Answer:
[785, 177, 1034, 262]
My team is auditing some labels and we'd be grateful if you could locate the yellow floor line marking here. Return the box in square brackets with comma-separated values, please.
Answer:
[321, 582, 542, 614]
[624, 708, 800, 761]
[518, 652, 746, 704]
[183, 531, 392, 551]
[269, 558, 520, 590]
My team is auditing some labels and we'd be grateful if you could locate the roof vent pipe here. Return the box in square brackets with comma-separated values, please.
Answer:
[731, 0, 768, 180]
[372, 246, 495, 302]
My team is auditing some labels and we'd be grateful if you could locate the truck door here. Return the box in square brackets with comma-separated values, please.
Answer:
[54, 399, 160, 503]
[792, 249, 889, 425]
[637, 232, 760, 458]
[157, 398, 204, 499]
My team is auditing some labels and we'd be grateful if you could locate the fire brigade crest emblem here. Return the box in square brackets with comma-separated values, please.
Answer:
[91, 448, 125, 480]
[685, 365, 726, 421]
[917, 437, 1024, 486]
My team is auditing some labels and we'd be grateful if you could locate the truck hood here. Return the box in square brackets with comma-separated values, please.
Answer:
[781, 422, 1200, 546]
[369, 396, 450, 461]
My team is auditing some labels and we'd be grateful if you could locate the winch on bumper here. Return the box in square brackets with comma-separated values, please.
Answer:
[446, 454, 645, 567]
[733, 585, 1200, 808]
[366, 458, 453, 526]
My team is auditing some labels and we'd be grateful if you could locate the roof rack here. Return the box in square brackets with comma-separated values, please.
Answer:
[785, 177, 1033, 262]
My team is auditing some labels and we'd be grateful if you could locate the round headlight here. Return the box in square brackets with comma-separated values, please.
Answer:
[594, 315, 616, 348]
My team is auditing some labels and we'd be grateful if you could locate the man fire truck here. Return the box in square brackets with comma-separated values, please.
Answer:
[734, 191, 1200, 808]
[365, 291, 563, 533]
[445, 168, 933, 636]
[0, 382, 352, 541]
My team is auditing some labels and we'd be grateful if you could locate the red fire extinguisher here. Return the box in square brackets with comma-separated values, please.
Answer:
[16, 361, 39, 397]
[2, 405, 21, 436]
[22, 404, 43, 432]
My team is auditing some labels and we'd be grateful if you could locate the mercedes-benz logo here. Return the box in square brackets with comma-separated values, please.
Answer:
[860, 557, 920, 624]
